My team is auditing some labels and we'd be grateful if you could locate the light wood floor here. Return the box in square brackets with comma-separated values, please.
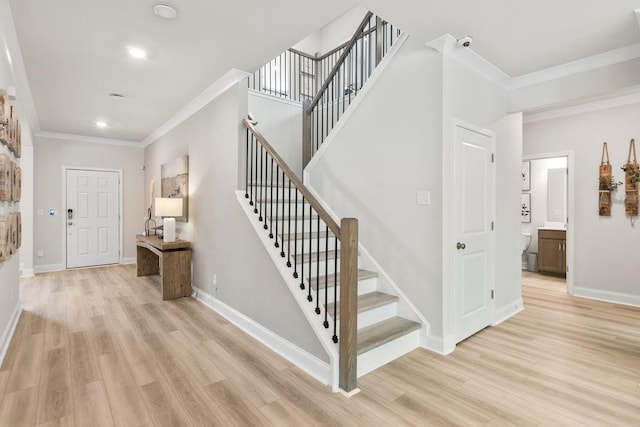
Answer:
[1, 266, 639, 426]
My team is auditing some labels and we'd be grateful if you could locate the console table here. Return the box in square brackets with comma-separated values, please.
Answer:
[136, 234, 192, 300]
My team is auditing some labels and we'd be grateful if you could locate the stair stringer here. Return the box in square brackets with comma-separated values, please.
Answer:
[234, 191, 341, 392]
[300, 185, 431, 376]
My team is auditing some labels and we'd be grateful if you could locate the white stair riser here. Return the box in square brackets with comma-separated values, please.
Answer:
[333, 301, 398, 330]
[287, 238, 340, 255]
[316, 277, 378, 303]
[356, 328, 421, 378]
[297, 259, 339, 276]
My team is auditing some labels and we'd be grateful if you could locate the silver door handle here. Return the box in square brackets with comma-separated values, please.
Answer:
[456, 242, 466, 250]
[68, 221, 73, 226]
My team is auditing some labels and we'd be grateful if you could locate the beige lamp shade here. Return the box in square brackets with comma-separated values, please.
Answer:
[155, 197, 183, 217]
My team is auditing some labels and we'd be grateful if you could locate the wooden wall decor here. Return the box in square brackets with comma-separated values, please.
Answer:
[0, 154, 11, 201]
[0, 92, 21, 158]
[0, 92, 9, 146]
[0, 215, 8, 262]
[623, 138, 639, 217]
[599, 142, 612, 216]
[8, 212, 17, 254]
[11, 166, 20, 202]
[16, 212, 21, 249]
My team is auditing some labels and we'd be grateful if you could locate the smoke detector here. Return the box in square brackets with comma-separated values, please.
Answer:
[154, 4, 178, 19]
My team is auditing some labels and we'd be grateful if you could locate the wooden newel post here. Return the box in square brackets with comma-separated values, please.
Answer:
[302, 100, 312, 170]
[339, 218, 358, 393]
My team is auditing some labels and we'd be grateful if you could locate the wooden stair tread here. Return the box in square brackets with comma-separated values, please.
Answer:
[357, 317, 421, 355]
[310, 269, 377, 290]
[281, 231, 335, 241]
[266, 214, 319, 221]
[326, 291, 398, 318]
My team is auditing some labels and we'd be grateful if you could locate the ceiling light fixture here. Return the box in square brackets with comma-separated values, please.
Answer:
[95, 120, 108, 128]
[127, 46, 147, 59]
[153, 4, 178, 19]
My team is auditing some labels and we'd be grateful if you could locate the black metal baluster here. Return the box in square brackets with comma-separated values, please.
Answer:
[268, 157, 273, 233]
[253, 136, 258, 213]
[307, 203, 313, 302]
[294, 188, 299, 280]
[245, 129, 249, 200]
[258, 145, 263, 221]
[333, 236, 338, 343]
[274, 165, 279, 246]
[286, 178, 291, 263]
[324, 224, 329, 328]
[315, 215, 321, 314]
[300, 195, 305, 290]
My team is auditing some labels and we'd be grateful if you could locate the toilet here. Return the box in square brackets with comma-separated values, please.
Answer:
[521, 233, 531, 269]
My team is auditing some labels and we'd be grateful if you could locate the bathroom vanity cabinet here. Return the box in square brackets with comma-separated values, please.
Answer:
[537, 229, 566, 276]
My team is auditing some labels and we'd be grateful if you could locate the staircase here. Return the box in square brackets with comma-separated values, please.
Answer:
[239, 119, 426, 393]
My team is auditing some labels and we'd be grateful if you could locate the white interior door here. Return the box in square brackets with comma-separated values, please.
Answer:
[453, 124, 495, 343]
[66, 169, 119, 268]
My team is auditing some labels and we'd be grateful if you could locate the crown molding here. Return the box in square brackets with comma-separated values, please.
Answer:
[523, 91, 640, 124]
[36, 130, 142, 148]
[0, 0, 40, 133]
[142, 68, 250, 147]
[510, 42, 640, 89]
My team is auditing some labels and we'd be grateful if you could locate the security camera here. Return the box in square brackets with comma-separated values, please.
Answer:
[457, 35, 473, 48]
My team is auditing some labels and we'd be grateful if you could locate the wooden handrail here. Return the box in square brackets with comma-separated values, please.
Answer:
[243, 118, 341, 237]
[306, 11, 374, 112]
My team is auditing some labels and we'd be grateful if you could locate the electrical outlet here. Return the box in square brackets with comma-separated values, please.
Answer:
[213, 274, 217, 286]
[416, 190, 431, 206]
[37, 250, 44, 257]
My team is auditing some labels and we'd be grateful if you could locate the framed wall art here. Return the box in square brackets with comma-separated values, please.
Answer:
[161, 155, 189, 222]
[522, 161, 531, 191]
[521, 193, 531, 223]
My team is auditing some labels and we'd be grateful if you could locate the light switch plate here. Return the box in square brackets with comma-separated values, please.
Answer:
[416, 191, 431, 206]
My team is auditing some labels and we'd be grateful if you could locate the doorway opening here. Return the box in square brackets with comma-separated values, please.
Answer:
[521, 152, 574, 294]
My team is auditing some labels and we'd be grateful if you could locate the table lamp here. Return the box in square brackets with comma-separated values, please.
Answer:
[155, 197, 183, 242]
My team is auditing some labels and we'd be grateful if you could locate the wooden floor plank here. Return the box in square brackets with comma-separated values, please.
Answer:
[1, 266, 638, 426]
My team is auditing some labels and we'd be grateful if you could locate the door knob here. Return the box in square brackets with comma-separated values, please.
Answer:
[68, 221, 73, 226]
[456, 242, 466, 250]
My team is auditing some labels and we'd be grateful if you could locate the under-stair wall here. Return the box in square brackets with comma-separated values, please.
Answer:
[143, 81, 329, 365]
[306, 35, 522, 350]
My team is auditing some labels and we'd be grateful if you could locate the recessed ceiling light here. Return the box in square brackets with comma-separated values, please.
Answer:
[127, 46, 147, 59]
[154, 4, 177, 19]
[95, 120, 108, 128]
[109, 93, 125, 100]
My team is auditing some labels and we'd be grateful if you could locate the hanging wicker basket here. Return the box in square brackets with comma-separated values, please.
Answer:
[12, 166, 20, 202]
[624, 138, 639, 217]
[0, 216, 8, 262]
[0, 154, 11, 202]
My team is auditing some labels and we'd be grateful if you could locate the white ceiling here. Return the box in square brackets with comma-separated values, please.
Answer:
[7, 0, 640, 143]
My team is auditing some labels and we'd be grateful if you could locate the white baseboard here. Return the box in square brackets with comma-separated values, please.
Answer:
[191, 286, 331, 385]
[20, 268, 34, 278]
[34, 264, 64, 274]
[493, 298, 525, 326]
[0, 302, 22, 367]
[425, 334, 456, 355]
[121, 257, 136, 265]
[574, 287, 640, 308]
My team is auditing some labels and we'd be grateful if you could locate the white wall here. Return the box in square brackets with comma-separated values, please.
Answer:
[33, 137, 144, 270]
[524, 102, 640, 305]
[308, 36, 520, 346]
[144, 82, 328, 362]
[521, 157, 567, 253]
[308, 36, 445, 336]
[293, 6, 368, 56]
[0, 6, 22, 362]
[441, 54, 519, 342]
[248, 91, 303, 177]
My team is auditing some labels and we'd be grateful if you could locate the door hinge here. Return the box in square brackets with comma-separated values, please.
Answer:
[491, 153, 495, 163]
[491, 289, 494, 299]
[491, 221, 494, 231]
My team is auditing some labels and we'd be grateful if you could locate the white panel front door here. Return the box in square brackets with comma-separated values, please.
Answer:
[453, 124, 495, 343]
[66, 169, 119, 268]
